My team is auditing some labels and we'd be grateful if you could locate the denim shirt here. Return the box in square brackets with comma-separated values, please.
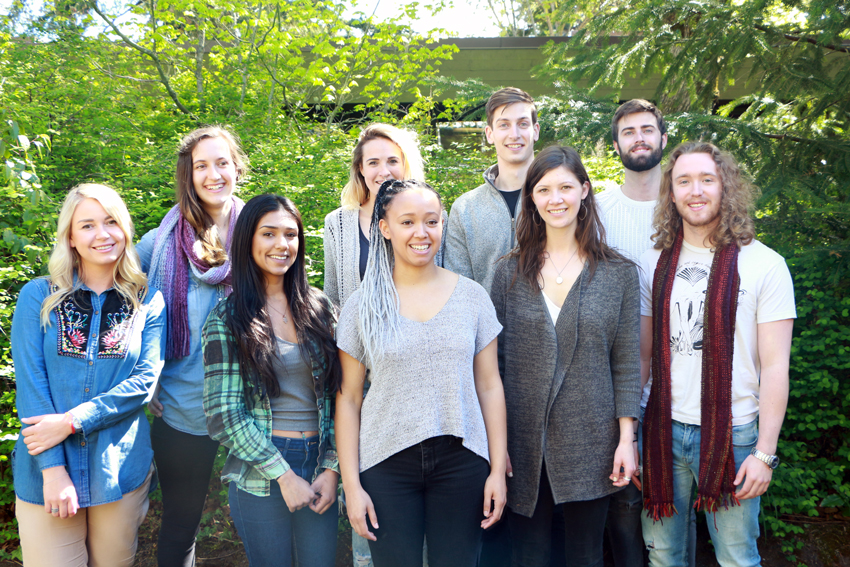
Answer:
[137, 228, 227, 435]
[12, 277, 166, 507]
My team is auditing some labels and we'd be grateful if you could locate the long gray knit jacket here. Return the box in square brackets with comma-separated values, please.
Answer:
[444, 165, 521, 293]
[490, 256, 642, 517]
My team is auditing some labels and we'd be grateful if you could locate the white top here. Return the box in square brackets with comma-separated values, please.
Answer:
[596, 183, 657, 407]
[639, 239, 797, 426]
[596, 184, 657, 264]
[542, 292, 562, 325]
[336, 276, 502, 472]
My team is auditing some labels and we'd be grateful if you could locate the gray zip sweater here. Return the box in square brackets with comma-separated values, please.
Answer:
[444, 165, 522, 292]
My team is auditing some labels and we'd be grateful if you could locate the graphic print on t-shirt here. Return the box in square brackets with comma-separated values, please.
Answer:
[670, 260, 709, 357]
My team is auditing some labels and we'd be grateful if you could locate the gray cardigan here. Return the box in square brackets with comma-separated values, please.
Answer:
[490, 256, 641, 517]
[444, 165, 521, 293]
[323, 206, 447, 308]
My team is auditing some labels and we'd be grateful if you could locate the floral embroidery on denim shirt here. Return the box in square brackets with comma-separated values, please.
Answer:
[52, 284, 144, 359]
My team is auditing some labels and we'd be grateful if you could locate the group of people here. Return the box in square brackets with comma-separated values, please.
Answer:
[11, 87, 795, 567]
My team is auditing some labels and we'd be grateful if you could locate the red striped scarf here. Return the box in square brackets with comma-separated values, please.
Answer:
[643, 228, 741, 520]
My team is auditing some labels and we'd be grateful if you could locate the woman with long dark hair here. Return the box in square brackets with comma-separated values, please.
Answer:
[135, 126, 247, 566]
[335, 179, 508, 567]
[490, 146, 641, 567]
[203, 194, 341, 567]
[13, 184, 165, 566]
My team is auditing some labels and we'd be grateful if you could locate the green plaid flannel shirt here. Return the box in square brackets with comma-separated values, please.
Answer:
[202, 300, 338, 497]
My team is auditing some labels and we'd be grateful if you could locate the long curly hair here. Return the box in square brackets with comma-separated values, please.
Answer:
[511, 146, 628, 289]
[652, 141, 758, 250]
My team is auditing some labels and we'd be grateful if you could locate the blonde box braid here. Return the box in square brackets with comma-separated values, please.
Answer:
[356, 179, 443, 364]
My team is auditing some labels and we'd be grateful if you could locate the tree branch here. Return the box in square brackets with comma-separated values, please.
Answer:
[87, 0, 194, 115]
[753, 24, 850, 54]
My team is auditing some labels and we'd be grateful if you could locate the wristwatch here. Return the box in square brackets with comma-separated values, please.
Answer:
[751, 448, 780, 469]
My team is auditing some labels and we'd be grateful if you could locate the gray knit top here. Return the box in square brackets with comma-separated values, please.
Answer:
[336, 276, 502, 472]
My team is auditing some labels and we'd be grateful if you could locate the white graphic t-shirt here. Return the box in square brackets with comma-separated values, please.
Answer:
[639, 239, 797, 425]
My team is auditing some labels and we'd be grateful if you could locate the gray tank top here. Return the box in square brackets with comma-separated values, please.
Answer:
[270, 338, 319, 432]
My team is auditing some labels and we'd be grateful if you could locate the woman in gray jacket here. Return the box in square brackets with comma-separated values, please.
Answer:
[490, 146, 641, 567]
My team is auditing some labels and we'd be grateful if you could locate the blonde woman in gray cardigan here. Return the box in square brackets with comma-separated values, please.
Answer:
[490, 146, 641, 567]
[324, 123, 434, 307]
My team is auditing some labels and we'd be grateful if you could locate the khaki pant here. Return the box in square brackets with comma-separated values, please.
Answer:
[16, 466, 153, 567]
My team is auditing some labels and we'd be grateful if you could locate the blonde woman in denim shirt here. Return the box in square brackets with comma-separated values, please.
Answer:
[136, 126, 247, 567]
[12, 184, 166, 566]
[202, 195, 341, 566]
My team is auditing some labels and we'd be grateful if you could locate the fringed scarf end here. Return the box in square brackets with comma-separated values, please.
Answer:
[644, 499, 678, 523]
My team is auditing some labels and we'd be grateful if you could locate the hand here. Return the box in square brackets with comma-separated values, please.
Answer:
[308, 469, 339, 515]
[734, 454, 773, 500]
[277, 469, 317, 512]
[610, 440, 636, 487]
[42, 467, 79, 518]
[149, 385, 163, 418]
[21, 414, 72, 455]
[481, 471, 507, 529]
[346, 485, 378, 541]
[506, 453, 513, 479]
[631, 441, 642, 491]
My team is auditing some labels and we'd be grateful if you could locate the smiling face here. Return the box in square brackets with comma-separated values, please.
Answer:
[69, 198, 127, 273]
[671, 152, 723, 240]
[251, 209, 300, 288]
[531, 166, 590, 232]
[486, 102, 540, 167]
[359, 138, 405, 199]
[379, 188, 443, 268]
[192, 137, 238, 212]
[613, 111, 667, 173]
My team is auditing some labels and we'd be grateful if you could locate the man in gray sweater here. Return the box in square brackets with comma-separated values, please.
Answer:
[445, 87, 540, 294]
[445, 87, 539, 567]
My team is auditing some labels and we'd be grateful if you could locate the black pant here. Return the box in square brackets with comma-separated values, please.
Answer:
[605, 482, 645, 567]
[151, 417, 220, 567]
[359, 435, 490, 567]
[509, 465, 610, 567]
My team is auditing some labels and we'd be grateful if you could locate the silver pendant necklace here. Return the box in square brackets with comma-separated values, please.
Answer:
[547, 247, 579, 285]
[267, 300, 289, 324]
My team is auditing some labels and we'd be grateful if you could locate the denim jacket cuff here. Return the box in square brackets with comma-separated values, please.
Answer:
[68, 403, 99, 438]
[35, 445, 67, 472]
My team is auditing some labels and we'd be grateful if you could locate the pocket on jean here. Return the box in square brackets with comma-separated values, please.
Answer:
[731, 420, 758, 447]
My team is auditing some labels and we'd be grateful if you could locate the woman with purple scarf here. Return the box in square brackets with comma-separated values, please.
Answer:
[136, 126, 247, 567]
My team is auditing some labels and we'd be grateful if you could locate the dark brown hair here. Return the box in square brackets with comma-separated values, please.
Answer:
[611, 99, 666, 145]
[486, 87, 537, 127]
[512, 146, 630, 288]
[175, 126, 248, 266]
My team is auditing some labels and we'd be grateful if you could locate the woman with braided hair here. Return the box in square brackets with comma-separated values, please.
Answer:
[335, 179, 508, 567]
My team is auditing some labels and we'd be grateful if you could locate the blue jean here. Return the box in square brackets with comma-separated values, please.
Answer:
[228, 436, 338, 567]
[359, 435, 490, 567]
[641, 419, 762, 567]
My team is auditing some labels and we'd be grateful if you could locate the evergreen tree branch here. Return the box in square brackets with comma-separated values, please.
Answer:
[753, 24, 850, 54]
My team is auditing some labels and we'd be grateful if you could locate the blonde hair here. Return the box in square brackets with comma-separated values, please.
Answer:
[340, 124, 425, 210]
[40, 184, 148, 327]
[175, 126, 248, 265]
[653, 141, 758, 250]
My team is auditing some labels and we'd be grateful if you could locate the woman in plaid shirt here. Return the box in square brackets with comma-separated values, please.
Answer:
[202, 194, 342, 567]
